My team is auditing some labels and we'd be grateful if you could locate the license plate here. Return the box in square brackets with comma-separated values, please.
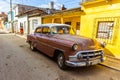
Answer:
[89, 59, 100, 65]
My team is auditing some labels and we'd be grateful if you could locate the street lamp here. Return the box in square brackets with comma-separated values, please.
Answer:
[10, 0, 14, 33]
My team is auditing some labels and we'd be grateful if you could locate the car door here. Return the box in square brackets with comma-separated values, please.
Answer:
[36, 26, 55, 57]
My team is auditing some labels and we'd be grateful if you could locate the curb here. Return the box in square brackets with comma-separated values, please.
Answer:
[100, 55, 120, 71]
[99, 63, 120, 72]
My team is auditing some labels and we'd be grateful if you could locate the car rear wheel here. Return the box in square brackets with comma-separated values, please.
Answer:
[57, 53, 67, 70]
[30, 43, 36, 51]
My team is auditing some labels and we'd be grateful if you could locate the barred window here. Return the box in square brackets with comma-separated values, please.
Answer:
[96, 21, 114, 40]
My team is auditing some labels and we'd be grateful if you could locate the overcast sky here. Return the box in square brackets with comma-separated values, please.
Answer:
[0, 0, 82, 13]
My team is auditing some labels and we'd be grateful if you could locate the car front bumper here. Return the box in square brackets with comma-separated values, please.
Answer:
[65, 49, 105, 67]
[65, 58, 104, 67]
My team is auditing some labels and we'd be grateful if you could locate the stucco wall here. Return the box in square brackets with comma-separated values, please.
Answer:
[81, 0, 120, 58]
[18, 14, 28, 34]
[29, 17, 42, 34]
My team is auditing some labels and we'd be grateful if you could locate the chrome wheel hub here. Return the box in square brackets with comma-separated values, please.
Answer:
[58, 55, 64, 67]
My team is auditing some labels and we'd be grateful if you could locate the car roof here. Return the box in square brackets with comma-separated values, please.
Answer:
[36, 23, 70, 28]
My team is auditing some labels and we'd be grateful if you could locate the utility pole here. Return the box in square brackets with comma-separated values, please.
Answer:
[10, 0, 14, 33]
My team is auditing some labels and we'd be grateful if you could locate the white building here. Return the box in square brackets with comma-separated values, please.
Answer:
[13, 4, 37, 34]
[13, 3, 57, 35]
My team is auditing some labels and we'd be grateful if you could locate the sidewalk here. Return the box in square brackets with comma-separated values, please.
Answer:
[100, 55, 120, 71]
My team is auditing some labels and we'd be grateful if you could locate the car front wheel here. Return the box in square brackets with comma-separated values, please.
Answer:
[57, 53, 67, 70]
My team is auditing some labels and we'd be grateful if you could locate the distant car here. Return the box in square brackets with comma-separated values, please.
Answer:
[27, 23, 105, 70]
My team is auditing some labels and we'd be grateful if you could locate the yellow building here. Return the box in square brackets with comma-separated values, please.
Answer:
[42, 8, 83, 35]
[81, 0, 120, 58]
[42, 0, 120, 59]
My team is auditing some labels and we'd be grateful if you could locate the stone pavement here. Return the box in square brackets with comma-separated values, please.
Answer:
[100, 55, 120, 71]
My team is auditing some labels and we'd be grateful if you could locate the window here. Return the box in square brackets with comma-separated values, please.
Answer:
[76, 22, 80, 30]
[65, 22, 71, 25]
[24, 21, 26, 33]
[96, 21, 114, 39]
[32, 19, 38, 30]
[76, 22, 80, 35]
[20, 22, 23, 29]
[42, 27, 50, 34]
[36, 27, 42, 33]
[20, 22, 24, 34]
[15, 9, 16, 16]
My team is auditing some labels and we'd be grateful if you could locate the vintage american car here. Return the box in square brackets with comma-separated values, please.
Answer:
[27, 23, 105, 70]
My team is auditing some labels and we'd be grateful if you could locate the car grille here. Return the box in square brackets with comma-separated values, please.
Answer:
[77, 50, 103, 60]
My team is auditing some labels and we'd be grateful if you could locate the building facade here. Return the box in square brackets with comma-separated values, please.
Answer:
[0, 12, 7, 30]
[41, 0, 120, 58]
[26, 8, 47, 34]
[42, 7, 83, 35]
[13, 4, 37, 34]
[9, 0, 120, 58]
[13, 4, 55, 35]
[80, 0, 120, 58]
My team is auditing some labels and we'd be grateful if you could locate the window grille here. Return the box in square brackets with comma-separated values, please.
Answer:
[96, 21, 114, 39]
[93, 17, 120, 44]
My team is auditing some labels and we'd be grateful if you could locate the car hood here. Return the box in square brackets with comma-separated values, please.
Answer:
[53, 34, 98, 50]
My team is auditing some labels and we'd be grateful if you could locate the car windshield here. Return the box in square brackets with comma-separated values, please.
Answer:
[51, 26, 70, 34]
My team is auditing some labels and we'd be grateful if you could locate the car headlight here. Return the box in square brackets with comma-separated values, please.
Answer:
[72, 44, 78, 51]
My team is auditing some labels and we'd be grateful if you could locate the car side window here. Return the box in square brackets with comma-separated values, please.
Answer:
[42, 27, 50, 34]
[36, 27, 42, 33]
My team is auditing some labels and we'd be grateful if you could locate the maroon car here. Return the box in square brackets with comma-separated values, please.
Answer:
[27, 23, 105, 70]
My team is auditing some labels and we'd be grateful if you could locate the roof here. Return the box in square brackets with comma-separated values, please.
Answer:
[17, 8, 47, 17]
[15, 4, 59, 17]
[55, 7, 82, 13]
[0, 12, 7, 17]
[37, 23, 70, 28]
[14, 4, 38, 17]
[14, 4, 38, 10]
[42, 7, 82, 17]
